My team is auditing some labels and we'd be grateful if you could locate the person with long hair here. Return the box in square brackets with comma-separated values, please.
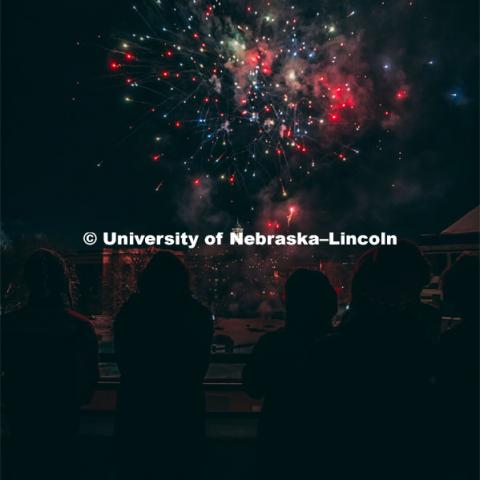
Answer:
[1, 249, 98, 480]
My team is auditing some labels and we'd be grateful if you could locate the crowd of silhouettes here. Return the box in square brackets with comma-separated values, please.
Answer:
[1, 243, 478, 479]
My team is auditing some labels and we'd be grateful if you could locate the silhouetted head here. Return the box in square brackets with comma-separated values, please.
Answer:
[24, 249, 71, 306]
[442, 254, 479, 321]
[137, 251, 190, 300]
[285, 269, 337, 337]
[351, 240, 430, 309]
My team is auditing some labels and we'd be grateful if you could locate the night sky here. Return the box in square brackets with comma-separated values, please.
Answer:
[2, 0, 479, 249]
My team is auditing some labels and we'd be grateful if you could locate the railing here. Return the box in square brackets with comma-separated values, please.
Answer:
[98, 352, 250, 364]
[90, 351, 260, 414]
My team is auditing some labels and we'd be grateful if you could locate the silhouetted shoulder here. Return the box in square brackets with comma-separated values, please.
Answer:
[115, 293, 142, 318]
[413, 302, 442, 342]
[254, 329, 287, 350]
[188, 297, 213, 321]
[247, 329, 288, 361]
[2, 307, 98, 361]
[3, 307, 93, 327]
[242, 329, 287, 398]
[185, 298, 214, 348]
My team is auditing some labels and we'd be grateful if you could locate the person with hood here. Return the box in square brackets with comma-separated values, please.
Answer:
[243, 269, 338, 479]
[334, 240, 440, 479]
[114, 251, 213, 479]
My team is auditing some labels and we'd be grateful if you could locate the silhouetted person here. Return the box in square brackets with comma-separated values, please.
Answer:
[437, 255, 479, 479]
[243, 269, 338, 479]
[114, 251, 213, 479]
[331, 240, 440, 479]
[1, 249, 99, 480]
[344, 239, 441, 339]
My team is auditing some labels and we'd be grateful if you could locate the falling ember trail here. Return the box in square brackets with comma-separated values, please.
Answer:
[287, 206, 296, 229]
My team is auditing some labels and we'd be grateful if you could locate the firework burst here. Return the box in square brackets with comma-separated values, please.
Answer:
[107, 0, 408, 197]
